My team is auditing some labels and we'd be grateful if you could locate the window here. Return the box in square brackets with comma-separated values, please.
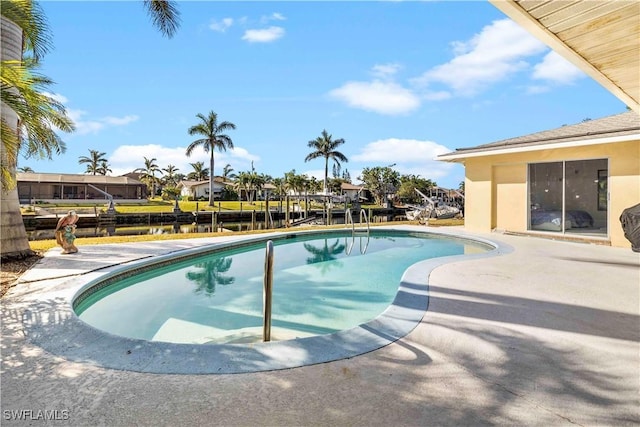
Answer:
[528, 159, 607, 236]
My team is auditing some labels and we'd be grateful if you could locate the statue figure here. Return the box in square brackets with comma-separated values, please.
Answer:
[55, 210, 79, 254]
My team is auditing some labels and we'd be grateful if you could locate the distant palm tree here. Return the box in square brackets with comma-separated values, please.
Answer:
[78, 149, 108, 175]
[136, 156, 161, 197]
[187, 161, 209, 181]
[222, 163, 236, 180]
[186, 111, 236, 206]
[17, 166, 35, 173]
[162, 164, 179, 186]
[271, 177, 288, 198]
[304, 130, 348, 195]
[161, 185, 180, 201]
[97, 160, 112, 176]
[285, 170, 308, 196]
[236, 170, 265, 203]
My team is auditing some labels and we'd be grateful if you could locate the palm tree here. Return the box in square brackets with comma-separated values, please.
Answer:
[236, 170, 265, 203]
[222, 163, 236, 181]
[304, 130, 348, 195]
[1, 0, 75, 259]
[97, 160, 112, 176]
[17, 166, 35, 173]
[162, 164, 179, 186]
[135, 156, 161, 197]
[1, 0, 181, 260]
[285, 170, 308, 196]
[186, 110, 236, 206]
[78, 149, 108, 175]
[187, 161, 209, 181]
[271, 177, 288, 198]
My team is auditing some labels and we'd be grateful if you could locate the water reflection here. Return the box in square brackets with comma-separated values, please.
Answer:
[185, 257, 235, 296]
[303, 239, 346, 273]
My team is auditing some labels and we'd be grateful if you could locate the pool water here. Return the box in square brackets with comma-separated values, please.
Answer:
[75, 231, 489, 344]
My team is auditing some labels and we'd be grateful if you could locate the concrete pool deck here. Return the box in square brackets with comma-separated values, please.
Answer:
[1, 225, 639, 426]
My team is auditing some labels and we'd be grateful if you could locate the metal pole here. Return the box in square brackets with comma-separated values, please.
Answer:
[263, 240, 274, 342]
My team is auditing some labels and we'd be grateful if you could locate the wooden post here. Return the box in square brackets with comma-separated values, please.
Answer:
[285, 196, 290, 227]
[252, 210, 256, 230]
[264, 198, 270, 229]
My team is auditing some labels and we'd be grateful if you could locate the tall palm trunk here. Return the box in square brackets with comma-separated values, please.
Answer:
[1, 16, 33, 259]
[324, 158, 329, 195]
[209, 153, 215, 206]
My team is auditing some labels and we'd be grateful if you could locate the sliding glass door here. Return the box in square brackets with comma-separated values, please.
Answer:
[528, 159, 608, 236]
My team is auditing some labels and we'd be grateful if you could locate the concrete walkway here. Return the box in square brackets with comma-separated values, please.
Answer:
[1, 226, 638, 426]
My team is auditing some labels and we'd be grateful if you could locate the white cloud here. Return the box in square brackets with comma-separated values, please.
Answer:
[102, 115, 139, 126]
[329, 80, 420, 115]
[300, 169, 325, 182]
[67, 111, 139, 135]
[66, 109, 105, 135]
[411, 19, 547, 96]
[351, 138, 456, 184]
[423, 91, 452, 101]
[209, 18, 233, 33]
[42, 92, 68, 103]
[352, 138, 451, 163]
[261, 12, 286, 23]
[242, 26, 285, 43]
[40, 93, 139, 136]
[526, 85, 550, 95]
[108, 144, 260, 176]
[531, 50, 585, 84]
[371, 63, 402, 79]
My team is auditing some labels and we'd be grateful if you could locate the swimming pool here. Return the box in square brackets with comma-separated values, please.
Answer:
[73, 229, 492, 345]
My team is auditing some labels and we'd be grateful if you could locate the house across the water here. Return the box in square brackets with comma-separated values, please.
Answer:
[16, 172, 148, 204]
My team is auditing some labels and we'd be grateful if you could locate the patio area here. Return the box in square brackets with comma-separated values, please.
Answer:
[1, 225, 638, 426]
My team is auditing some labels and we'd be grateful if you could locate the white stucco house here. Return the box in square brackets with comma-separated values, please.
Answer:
[177, 177, 230, 200]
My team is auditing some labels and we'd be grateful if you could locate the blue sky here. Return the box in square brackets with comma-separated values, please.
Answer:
[22, 1, 627, 189]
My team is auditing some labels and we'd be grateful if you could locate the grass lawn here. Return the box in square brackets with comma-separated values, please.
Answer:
[22, 199, 384, 214]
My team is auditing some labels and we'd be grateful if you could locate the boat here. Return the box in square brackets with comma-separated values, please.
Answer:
[406, 188, 462, 223]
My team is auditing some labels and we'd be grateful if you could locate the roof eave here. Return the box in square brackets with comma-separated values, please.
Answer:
[489, 0, 639, 113]
[437, 132, 639, 162]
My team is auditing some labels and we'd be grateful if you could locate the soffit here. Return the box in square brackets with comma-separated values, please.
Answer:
[490, 0, 639, 112]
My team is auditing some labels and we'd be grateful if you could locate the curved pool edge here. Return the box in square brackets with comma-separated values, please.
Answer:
[21, 226, 513, 374]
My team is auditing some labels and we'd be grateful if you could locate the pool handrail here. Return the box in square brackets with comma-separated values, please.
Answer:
[263, 240, 274, 342]
[359, 209, 370, 235]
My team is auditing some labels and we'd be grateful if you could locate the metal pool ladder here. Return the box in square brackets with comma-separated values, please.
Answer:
[263, 240, 274, 342]
[344, 209, 370, 255]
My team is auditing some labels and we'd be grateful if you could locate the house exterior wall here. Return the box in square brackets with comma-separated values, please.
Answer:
[180, 181, 226, 200]
[492, 164, 527, 231]
[17, 182, 146, 202]
[462, 139, 639, 248]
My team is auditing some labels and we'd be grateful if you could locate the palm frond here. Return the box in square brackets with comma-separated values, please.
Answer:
[142, 0, 181, 38]
[1, 0, 52, 60]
